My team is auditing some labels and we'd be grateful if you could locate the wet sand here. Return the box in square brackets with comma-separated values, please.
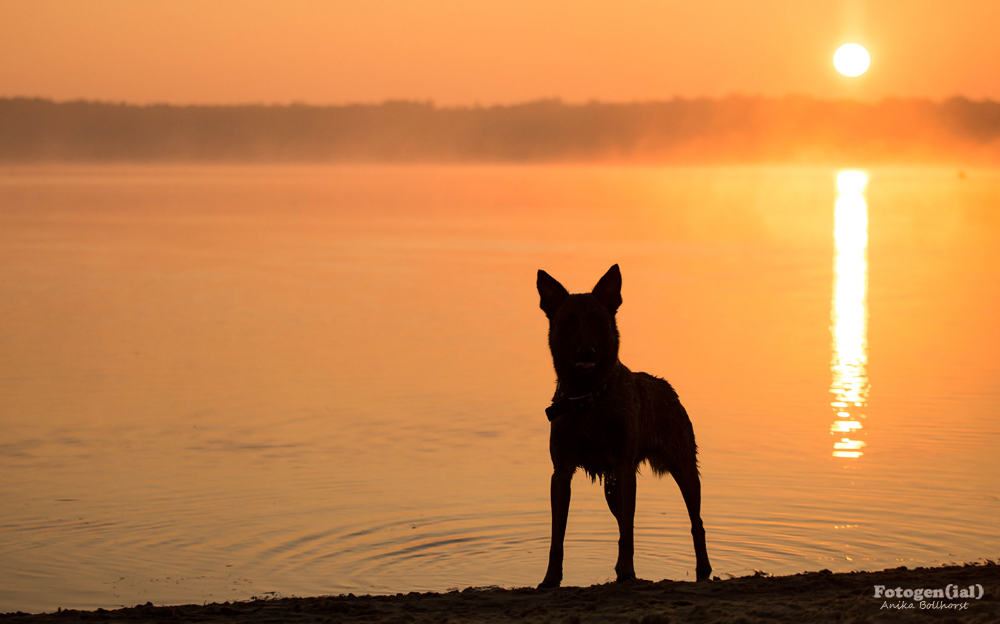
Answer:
[3, 563, 996, 623]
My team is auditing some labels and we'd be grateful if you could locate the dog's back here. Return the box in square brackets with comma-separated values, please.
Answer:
[631, 371, 699, 479]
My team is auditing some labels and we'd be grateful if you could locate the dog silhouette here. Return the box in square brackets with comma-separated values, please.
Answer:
[536, 264, 711, 587]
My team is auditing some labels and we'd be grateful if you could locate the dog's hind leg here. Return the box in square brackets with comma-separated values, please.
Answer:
[539, 468, 573, 588]
[607, 470, 637, 582]
[671, 459, 712, 581]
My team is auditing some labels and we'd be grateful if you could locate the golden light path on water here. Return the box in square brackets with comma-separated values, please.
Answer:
[830, 170, 869, 458]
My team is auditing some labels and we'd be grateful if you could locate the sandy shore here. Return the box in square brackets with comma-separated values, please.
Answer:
[3, 563, 996, 623]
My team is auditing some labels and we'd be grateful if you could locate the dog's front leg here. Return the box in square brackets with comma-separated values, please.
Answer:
[539, 468, 573, 588]
[613, 469, 637, 582]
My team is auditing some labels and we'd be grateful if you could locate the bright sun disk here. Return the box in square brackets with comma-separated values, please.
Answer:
[834, 43, 870, 77]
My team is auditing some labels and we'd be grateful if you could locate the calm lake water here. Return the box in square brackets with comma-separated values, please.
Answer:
[1, 164, 998, 613]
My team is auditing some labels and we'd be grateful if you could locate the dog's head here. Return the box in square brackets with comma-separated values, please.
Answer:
[537, 265, 622, 385]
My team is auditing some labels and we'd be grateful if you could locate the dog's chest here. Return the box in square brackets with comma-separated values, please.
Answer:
[550, 408, 627, 477]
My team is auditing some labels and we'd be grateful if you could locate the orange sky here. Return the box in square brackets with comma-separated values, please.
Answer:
[2, 0, 999, 106]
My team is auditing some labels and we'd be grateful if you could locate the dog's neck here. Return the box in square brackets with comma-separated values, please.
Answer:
[546, 362, 619, 422]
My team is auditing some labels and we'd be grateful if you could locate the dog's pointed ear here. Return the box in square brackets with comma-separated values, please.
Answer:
[537, 270, 569, 318]
[592, 264, 622, 313]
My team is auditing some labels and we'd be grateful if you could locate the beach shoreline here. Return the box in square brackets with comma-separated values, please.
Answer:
[3, 562, 996, 623]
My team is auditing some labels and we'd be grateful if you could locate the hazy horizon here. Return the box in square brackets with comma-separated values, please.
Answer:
[7, 92, 1000, 109]
[4, 95, 999, 164]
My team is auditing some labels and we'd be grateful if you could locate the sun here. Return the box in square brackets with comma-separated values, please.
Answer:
[834, 43, 870, 77]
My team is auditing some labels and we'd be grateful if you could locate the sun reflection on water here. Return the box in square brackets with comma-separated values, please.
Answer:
[830, 170, 869, 458]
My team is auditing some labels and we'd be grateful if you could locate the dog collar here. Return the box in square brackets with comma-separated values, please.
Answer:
[545, 380, 610, 422]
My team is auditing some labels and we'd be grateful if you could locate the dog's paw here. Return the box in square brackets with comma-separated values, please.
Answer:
[696, 565, 713, 581]
[537, 577, 562, 589]
[615, 572, 637, 583]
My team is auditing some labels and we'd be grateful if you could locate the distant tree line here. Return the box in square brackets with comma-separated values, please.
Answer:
[1, 96, 999, 163]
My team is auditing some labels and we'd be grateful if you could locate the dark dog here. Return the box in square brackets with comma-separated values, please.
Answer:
[536, 264, 711, 587]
